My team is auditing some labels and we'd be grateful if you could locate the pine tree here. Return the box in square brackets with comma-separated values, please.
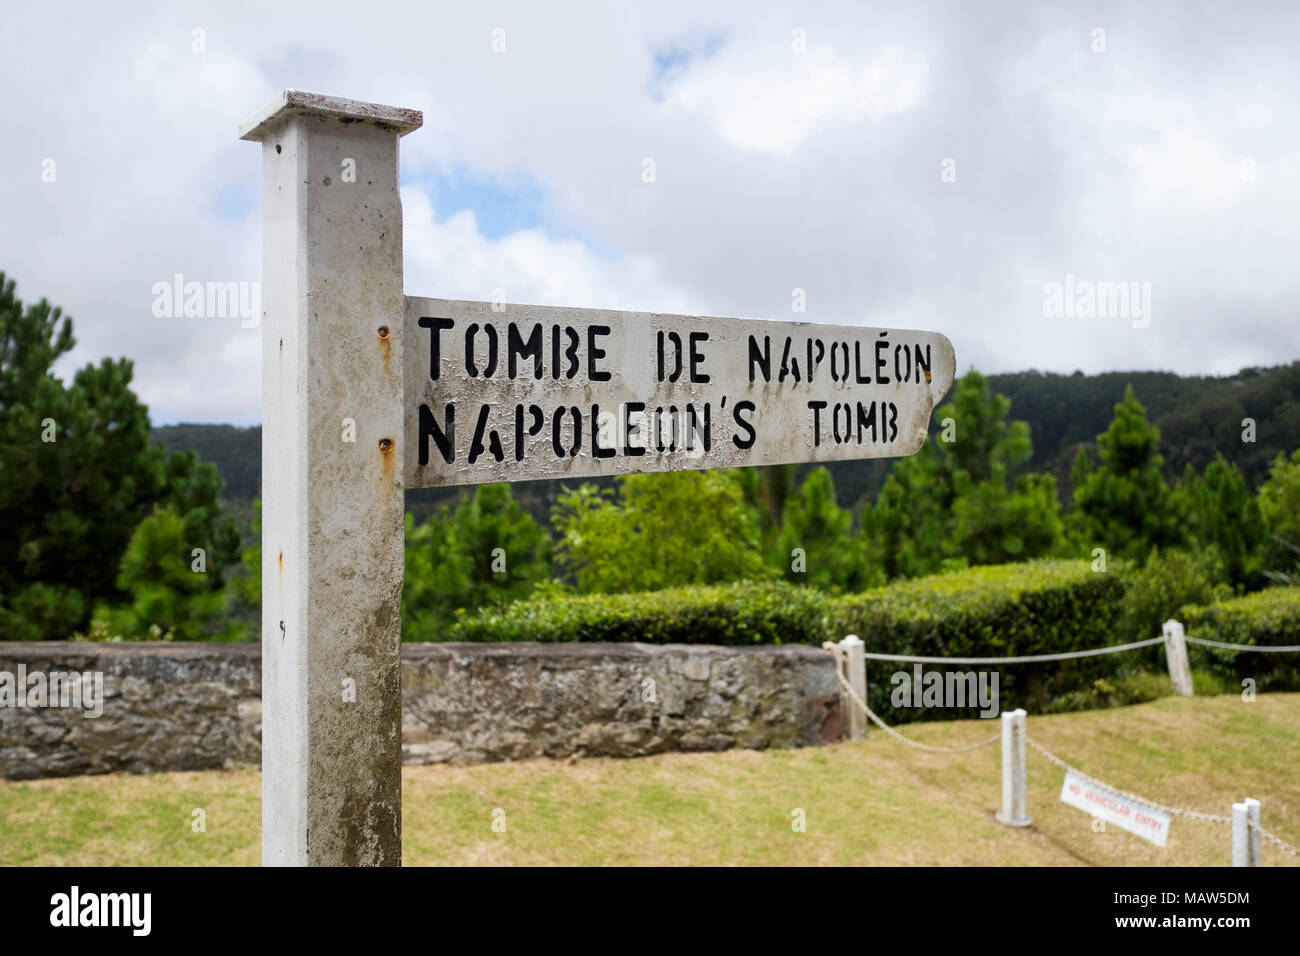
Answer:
[454, 483, 551, 608]
[94, 508, 240, 640]
[1176, 455, 1263, 587]
[778, 467, 879, 591]
[863, 371, 1063, 576]
[1258, 449, 1300, 583]
[0, 273, 235, 639]
[1070, 385, 1185, 562]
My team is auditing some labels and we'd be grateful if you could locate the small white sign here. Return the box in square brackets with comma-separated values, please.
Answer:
[1060, 770, 1170, 847]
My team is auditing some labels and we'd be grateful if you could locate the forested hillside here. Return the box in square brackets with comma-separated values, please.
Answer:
[155, 361, 1300, 517]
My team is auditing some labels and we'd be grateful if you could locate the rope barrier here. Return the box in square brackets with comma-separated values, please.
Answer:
[1184, 636, 1300, 653]
[848, 634, 1300, 665]
[833, 669, 1001, 754]
[1023, 735, 1231, 824]
[1250, 821, 1300, 857]
[855, 636, 1165, 665]
[1026, 736, 1300, 857]
[825, 631, 1300, 861]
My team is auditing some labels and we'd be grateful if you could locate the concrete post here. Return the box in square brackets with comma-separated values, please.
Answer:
[995, 709, 1031, 827]
[240, 90, 422, 866]
[1232, 798, 1261, 866]
[1163, 619, 1195, 696]
[842, 635, 867, 741]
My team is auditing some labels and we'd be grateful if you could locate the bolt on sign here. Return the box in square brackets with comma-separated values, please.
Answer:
[241, 90, 955, 867]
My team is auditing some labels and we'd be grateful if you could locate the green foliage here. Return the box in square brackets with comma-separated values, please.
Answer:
[447, 581, 827, 645]
[1149, 362, 1300, 490]
[229, 499, 262, 608]
[1258, 449, 1300, 584]
[1070, 386, 1185, 562]
[143, 362, 1300, 520]
[1041, 672, 1174, 714]
[939, 370, 1032, 484]
[0, 583, 86, 643]
[1175, 456, 1264, 588]
[151, 424, 261, 500]
[92, 508, 242, 641]
[1118, 548, 1230, 646]
[988, 363, 1300, 496]
[862, 442, 950, 579]
[828, 559, 1130, 722]
[447, 558, 1144, 721]
[734, 464, 797, 556]
[552, 471, 771, 594]
[862, 371, 1063, 576]
[1180, 586, 1300, 692]
[828, 560, 1124, 651]
[402, 484, 551, 639]
[936, 370, 1064, 566]
[453, 483, 551, 601]
[0, 273, 234, 639]
[951, 471, 1064, 566]
[404, 508, 472, 636]
[777, 467, 880, 591]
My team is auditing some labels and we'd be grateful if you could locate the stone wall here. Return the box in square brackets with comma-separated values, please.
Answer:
[0, 642, 841, 779]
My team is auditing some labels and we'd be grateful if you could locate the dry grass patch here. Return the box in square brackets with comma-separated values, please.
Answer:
[1, 694, 1296, 866]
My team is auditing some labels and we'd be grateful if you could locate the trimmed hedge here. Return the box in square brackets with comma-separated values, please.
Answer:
[1181, 586, 1300, 692]
[827, 560, 1126, 657]
[427, 564, 1300, 720]
[446, 581, 828, 646]
[827, 560, 1131, 722]
[445, 559, 1147, 720]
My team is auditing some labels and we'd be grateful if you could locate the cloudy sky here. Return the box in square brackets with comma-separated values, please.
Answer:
[5, 1, 1298, 425]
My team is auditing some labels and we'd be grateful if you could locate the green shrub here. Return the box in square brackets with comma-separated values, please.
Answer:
[1181, 586, 1300, 693]
[0, 583, 86, 642]
[827, 559, 1132, 722]
[1117, 548, 1230, 670]
[446, 580, 828, 645]
[1121, 549, 1229, 637]
[1041, 672, 1172, 714]
[444, 558, 1144, 721]
[828, 559, 1127, 655]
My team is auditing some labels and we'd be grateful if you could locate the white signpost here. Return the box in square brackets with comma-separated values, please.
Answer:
[242, 90, 955, 866]
[1060, 770, 1171, 847]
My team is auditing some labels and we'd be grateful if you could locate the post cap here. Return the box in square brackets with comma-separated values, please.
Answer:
[240, 89, 423, 142]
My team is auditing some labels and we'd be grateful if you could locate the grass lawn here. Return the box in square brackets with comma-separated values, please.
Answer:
[2, 693, 1297, 866]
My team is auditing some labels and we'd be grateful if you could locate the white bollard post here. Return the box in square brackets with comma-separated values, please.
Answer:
[995, 709, 1032, 827]
[241, 91, 422, 866]
[1232, 798, 1261, 866]
[1163, 619, 1195, 696]
[842, 635, 867, 741]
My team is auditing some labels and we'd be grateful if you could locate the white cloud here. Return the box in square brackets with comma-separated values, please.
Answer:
[1128, 130, 1245, 205]
[1, 0, 1297, 427]
[660, 43, 928, 152]
[401, 188, 692, 314]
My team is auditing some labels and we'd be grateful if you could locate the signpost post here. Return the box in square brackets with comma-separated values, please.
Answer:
[243, 90, 955, 866]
